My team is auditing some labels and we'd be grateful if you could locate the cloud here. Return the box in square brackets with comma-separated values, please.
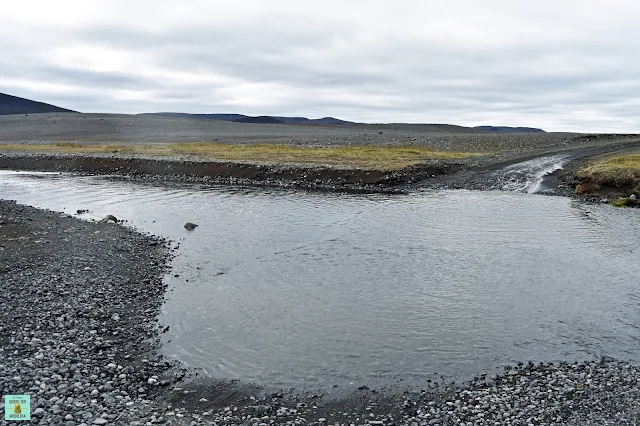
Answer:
[1, 0, 639, 131]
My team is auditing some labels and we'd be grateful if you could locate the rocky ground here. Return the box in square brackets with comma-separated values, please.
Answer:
[0, 113, 578, 152]
[418, 137, 640, 200]
[0, 200, 185, 425]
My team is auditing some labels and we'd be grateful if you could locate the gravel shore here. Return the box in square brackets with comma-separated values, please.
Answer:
[0, 200, 183, 425]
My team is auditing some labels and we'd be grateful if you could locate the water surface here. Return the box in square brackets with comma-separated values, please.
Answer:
[1, 170, 639, 390]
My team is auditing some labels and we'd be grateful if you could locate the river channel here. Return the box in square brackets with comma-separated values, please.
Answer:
[1, 170, 639, 391]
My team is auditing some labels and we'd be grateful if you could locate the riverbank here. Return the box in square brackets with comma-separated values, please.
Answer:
[0, 148, 468, 194]
[560, 152, 640, 207]
[0, 200, 187, 425]
[2, 134, 640, 195]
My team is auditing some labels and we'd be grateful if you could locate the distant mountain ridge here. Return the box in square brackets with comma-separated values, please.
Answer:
[142, 112, 354, 125]
[474, 126, 545, 133]
[0, 93, 75, 115]
[0, 92, 546, 132]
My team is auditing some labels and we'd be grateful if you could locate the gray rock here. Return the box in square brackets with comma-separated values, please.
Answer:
[92, 419, 108, 425]
[184, 222, 198, 231]
[100, 215, 118, 224]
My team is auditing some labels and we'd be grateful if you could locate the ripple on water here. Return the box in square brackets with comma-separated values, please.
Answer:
[1, 171, 640, 390]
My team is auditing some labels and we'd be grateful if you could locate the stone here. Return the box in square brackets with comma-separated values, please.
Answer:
[100, 215, 118, 224]
[184, 222, 198, 231]
[630, 194, 637, 201]
[92, 419, 109, 425]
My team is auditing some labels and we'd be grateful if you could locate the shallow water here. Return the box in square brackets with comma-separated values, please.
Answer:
[1, 170, 639, 391]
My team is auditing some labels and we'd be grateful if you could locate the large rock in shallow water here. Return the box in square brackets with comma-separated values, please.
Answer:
[184, 222, 198, 231]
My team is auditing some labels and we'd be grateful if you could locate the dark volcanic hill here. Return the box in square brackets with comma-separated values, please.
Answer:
[233, 116, 283, 124]
[143, 112, 354, 125]
[474, 126, 545, 133]
[0, 93, 75, 115]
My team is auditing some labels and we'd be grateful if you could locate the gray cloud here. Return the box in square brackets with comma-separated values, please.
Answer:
[1, 0, 639, 131]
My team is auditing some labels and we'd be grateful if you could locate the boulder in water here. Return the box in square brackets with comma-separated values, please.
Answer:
[184, 222, 198, 231]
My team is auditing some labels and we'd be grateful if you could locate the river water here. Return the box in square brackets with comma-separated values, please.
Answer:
[1, 169, 639, 391]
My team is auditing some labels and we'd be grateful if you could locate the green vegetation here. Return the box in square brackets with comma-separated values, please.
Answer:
[0, 142, 482, 170]
[609, 197, 636, 208]
[575, 153, 640, 193]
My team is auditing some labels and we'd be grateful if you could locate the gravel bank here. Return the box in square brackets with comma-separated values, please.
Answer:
[1, 135, 639, 195]
[0, 151, 463, 194]
[147, 359, 640, 426]
[0, 200, 184, 425]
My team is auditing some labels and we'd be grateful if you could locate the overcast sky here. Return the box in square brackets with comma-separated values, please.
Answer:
[1, 1, 639, 132]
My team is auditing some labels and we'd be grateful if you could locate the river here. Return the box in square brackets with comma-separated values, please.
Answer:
[1, 168, 639, 391]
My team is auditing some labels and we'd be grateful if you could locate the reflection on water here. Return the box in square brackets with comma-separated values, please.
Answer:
[1, 170, 640, 390]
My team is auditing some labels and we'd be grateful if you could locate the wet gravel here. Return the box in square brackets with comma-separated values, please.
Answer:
[173, 359, 640, 426]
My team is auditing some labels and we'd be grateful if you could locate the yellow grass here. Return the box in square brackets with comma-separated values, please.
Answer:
[576, 153, 640, 190]
[0, 142, 482, 170]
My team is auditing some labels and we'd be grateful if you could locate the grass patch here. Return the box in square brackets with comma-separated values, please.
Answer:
[0, 142, 482, 170]
[610, 197, 636, 208]
[575, 153, 640, 193]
